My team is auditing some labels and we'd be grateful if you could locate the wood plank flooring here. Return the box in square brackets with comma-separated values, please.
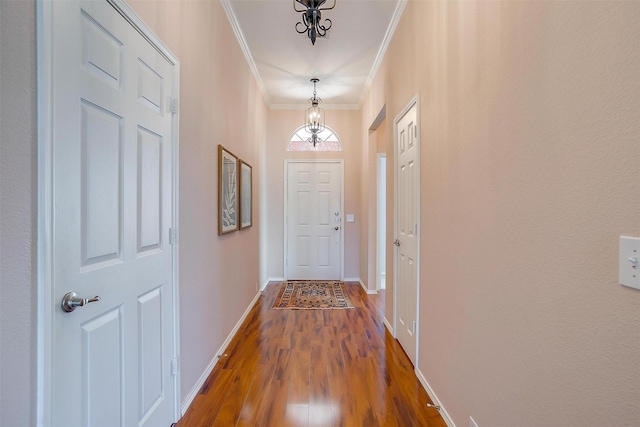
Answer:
[176, 282, 447, 427]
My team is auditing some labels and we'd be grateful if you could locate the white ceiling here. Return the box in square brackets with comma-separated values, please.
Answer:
[222, 0, 404, 109]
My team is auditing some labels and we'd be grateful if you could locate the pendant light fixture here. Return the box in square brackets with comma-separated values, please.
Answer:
[305, 78, 325, 147]
[294, 0, 335, 45]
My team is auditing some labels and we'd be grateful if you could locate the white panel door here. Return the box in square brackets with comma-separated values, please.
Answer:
[395, 100, 419, 366]
[48, 1, 177, 426]
[286, 161, 342, 280]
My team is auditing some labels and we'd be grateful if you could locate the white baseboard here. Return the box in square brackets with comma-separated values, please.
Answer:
[415, 368, 456, 427]
[263, 277, 284, 290]
[346, 278, 377, 294]
[180, 352, 217, 416]
[363, 279, 377, 294]
[180, 289, 263, 416]
[383, 317, 393, 335]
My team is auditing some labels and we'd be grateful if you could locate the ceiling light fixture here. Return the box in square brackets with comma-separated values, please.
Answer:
[294, 0, 335, 45]
[305, 78, 325, 147]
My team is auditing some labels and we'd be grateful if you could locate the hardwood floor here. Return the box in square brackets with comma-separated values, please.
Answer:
[176, 282, 447, 427]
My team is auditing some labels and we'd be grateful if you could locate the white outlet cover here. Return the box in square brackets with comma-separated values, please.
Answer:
[619, 236, 640, 290]
[346, 214, 355, 222]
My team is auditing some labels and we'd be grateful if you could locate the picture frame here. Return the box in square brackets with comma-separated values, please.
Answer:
[218, 145, 239, 235]
[239, 160, 252, 229]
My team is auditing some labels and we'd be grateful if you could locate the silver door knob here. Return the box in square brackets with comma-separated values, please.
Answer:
[61, 292, 101, 313]
[393, 239, 400, 247]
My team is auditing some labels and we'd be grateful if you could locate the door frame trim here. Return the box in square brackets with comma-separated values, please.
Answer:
[392, 94, 420, 366]
[36, 1, 181, 424]
[376, 153, 387, 292]
[283, 160, 345, 281]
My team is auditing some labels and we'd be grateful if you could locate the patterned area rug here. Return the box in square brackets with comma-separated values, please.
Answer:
[273, 281, 354, 309]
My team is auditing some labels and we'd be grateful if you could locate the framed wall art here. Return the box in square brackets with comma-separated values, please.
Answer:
[239, 160, 252, 229]
[218, 145, 239, 234]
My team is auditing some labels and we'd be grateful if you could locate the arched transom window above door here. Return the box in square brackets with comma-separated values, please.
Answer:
[287, 125, 342, 152]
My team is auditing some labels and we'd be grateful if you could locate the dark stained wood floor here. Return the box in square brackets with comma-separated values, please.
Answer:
[176, 282, 447, 427]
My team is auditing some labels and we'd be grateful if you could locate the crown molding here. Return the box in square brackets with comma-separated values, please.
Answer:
[359, 0, 407, 107]
[220, 0, 271, 106]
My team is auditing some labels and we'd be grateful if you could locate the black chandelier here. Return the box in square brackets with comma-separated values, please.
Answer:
[293, 0, 336, 45]
[305, 78, 325, 147]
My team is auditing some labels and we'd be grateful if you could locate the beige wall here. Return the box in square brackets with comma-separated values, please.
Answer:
[0, 1, 37, 425]
[359, 122, 374, 289]
[264, 109, 362, 281]
[361, 1, 640, 426]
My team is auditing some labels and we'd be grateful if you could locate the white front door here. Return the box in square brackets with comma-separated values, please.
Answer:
[45, 1, 178, 426]
[286, 161, 343, 280]
[394, 98, 419, 366]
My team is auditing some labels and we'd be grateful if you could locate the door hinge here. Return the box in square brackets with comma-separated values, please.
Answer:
[170, 98, 178, 115]
[171, 357, 179, 376]
[414, 125, 417, 138]
[412, 321, 416, 335]
[169, 228, 177, 245]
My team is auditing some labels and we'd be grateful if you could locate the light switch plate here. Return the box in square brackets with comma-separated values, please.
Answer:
[346, 214, 355, 223]
[619, 236, 640, 290]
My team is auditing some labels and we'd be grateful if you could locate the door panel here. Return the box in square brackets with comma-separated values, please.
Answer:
[138, 286, 164, 420]
[395, 100, 419, 366]
[80, 100, 123, 266]
[49, 1, 177, 426]
[137, 127, 163, 253]
[81, 308, 123, 426]
[82, 9, 122, 87]
[286, 162, 342, 280]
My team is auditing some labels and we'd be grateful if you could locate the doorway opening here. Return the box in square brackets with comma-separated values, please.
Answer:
[367, 105, 393, 326]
